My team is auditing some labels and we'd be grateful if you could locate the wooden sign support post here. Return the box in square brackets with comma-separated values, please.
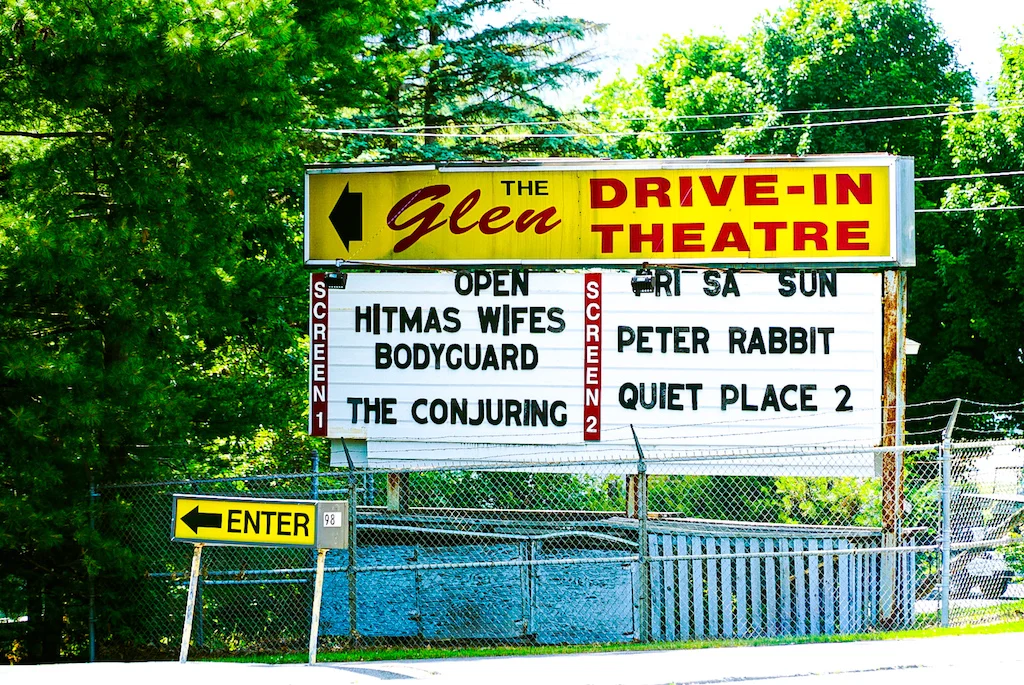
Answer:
[179, 543, 204, 663]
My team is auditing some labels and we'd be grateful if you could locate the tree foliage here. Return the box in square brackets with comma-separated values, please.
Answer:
[740, 0, 973, 160]
[0, 0, 611, 662]
[589, 0, 973, 166]
[0, 0, 406, 662]
[324, 0, 606, 160]
[907, 33, 1024, 406]
[586, 35, 755, 158]
[6, 0, 1024, 663]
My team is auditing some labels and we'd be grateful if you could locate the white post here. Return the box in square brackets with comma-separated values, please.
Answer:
[308, 548, 328, 665]
[179, 543, 204, 664]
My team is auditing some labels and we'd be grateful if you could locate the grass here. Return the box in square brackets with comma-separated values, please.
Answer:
[913, 596, 1024, 626]
[204, 619, 1024, 665]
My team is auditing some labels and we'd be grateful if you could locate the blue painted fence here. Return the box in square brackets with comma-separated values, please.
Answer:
[319, 517, 915, 644]
[645, 524, 916, 641]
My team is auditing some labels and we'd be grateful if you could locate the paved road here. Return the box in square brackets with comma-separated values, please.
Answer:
[5, 631, 1023, 685]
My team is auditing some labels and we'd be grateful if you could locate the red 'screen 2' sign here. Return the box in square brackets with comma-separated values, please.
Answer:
[583, 273, 601, 441]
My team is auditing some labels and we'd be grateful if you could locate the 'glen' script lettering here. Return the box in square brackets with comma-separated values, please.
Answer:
[387, 184, 561, 252]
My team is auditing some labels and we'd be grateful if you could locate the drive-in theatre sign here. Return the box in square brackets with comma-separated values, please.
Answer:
[306, 156, 913, 476]
[305, 156, 914, 267]
[310, 268, 883, 476]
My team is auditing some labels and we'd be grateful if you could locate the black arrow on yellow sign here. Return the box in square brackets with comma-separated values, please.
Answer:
[329, 183, 363, 250]
[181, 506, 222, 534]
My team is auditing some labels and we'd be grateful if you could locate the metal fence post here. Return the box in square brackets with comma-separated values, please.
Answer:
[341, 438, 359, 645]
[312, 448, 320, 500]
[308, 447, 321, 635]
[631, 426, 650, 643]
[940, 399, 962, 627]
[88, 478, 97, 663]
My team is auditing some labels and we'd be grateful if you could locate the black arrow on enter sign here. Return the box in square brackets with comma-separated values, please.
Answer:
[181, 506, 223, 534]
[329, 183, 363, 250]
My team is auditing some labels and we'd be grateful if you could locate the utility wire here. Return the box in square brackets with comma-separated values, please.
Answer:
[335, 100, 1011, 133]
[314, 103, 1024, 211]
[318, 100, 1023, 134]
[311, 103, 1024, 140]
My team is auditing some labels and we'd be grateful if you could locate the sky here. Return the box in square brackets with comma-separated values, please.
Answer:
[508, 0, 1024, 104]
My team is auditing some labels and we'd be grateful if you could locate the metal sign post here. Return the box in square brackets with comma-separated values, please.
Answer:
[308, 500, 348, 664]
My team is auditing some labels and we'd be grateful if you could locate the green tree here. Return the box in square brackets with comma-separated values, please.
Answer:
[647, 476, 779, 522]
[588, 0, 973, 167]
[907, 33, 1024, 407]
[0, 0, 404, 662]
[326, 0, 606, 160]
[774, 477, 881, 526]
[587, 35, 756, 158]
[737, 0, 972, 162]
[586, 0, 978, 526]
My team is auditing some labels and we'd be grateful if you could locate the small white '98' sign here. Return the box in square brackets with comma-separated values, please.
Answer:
[322, 512, 342, 528]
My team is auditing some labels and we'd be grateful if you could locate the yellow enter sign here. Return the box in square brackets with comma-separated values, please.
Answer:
[172, 495, 318, 548]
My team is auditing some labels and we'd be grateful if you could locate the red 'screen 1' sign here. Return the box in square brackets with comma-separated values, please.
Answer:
[310, 273, 329, 436]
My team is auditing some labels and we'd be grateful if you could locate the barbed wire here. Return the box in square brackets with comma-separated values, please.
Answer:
[916, 170, 1024, 182]
[110, 398, 999, 455]
[961, 399, 1024, 408]
[917, 205, 1024, 213]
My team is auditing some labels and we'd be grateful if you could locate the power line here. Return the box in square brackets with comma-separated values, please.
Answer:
[336, 100, 1009, 133]
[313, 107, 981, 139]
[916, 170, 1024, 182]
[312, 101, 1024, 211]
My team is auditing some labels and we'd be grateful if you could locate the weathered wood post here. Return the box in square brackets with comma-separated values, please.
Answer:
[178, 543, 204, 663]
[387, 472, 409, 512]
[879, 269, 907, 627]
[308, 547, 329, 664]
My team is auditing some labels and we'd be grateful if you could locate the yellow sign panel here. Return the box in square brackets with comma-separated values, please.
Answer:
[305, 157, 914, 266]
[172, 495, 317, 548]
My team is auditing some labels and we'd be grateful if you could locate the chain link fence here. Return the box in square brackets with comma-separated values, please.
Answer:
[93, 402, 1024, 658]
